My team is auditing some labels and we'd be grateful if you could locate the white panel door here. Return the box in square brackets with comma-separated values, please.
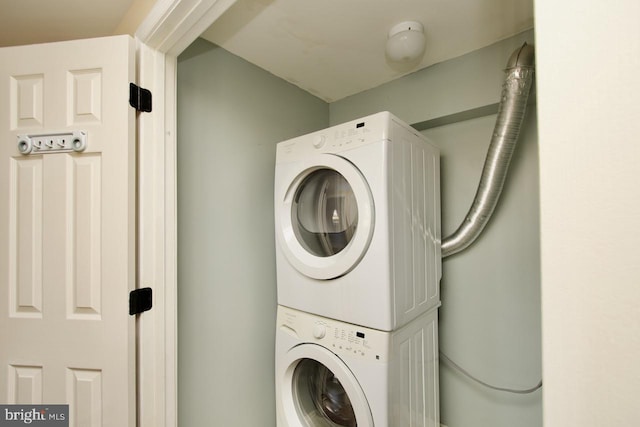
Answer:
[0, 36, 136, 426]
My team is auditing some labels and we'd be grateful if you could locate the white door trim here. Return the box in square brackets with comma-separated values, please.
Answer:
[134, 1, 237, 426]
[136, 0, 237, 56]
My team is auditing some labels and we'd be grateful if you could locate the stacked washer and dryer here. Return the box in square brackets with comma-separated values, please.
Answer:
[274, 111, 442, 427]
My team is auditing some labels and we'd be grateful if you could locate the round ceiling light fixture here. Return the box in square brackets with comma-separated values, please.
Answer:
[385, 21, 426, 63]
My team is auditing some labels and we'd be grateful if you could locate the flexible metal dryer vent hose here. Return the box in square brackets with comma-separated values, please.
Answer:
[441, 42, 535, 258]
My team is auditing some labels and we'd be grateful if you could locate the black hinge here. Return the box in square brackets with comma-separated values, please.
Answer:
[129, 83, 152, 113]
[129, 287, 153, 315]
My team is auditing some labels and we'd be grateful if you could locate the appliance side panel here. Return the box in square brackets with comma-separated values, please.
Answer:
[391, 120, 441, 327]
[424, 136, 442, 299]
[389, 308, 439, 427]
[427, 313, 440, 427]
[432, 151, 442, 285]
[390, 131, 413, 324]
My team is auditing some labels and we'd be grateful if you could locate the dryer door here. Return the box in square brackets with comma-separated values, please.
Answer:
[278, 344, 374, 427]
[277, 154, 374, 280]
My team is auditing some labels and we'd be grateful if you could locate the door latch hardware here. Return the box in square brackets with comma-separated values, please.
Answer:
[129, 83, 152, 113]
[17, 131, 87, 155]
[129, 287, 153, 315]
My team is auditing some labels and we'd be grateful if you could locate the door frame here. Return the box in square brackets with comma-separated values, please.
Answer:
[134, 1, 237, 426]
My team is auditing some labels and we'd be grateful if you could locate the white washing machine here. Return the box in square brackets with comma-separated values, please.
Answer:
[274, 111, 441, 331]
[275, 305, 440, 427]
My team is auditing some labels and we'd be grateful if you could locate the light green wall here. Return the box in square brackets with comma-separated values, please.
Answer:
[330, 30, 535, 126]
[425, 112, 540, 427]
[176, 38, 328, 427]
[177, 30, 541, 427]
[331, 30, 541, 427]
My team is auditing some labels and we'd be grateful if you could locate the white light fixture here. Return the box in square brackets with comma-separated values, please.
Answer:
[385, 21, 426, 63]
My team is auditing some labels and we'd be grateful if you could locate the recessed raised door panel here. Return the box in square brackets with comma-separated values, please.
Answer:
[10, 74, 44, 130]
[67, 69, 102, 125]
[69, 154, 102, 319]
[67, 368, 102, 427]
[8, 365, 43, 404]
[9, 157, 43, 318]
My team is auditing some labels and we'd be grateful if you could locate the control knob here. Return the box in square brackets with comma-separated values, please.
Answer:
[313, 323, 326, 339]
[312, 134, 326, 149]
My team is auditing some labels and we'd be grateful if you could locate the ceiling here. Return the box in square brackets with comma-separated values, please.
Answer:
[1, 0, 533, 103]
[0, 0, 136, 48]
[200, 0, 534, 102]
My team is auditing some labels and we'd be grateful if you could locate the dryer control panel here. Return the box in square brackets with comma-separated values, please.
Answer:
[278, 305, 390, 362]
[276, 111, 411, 161]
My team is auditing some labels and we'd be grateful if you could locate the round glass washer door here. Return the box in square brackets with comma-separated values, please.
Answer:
[278, 154, 374, 280]
[279, 344, 374, 427]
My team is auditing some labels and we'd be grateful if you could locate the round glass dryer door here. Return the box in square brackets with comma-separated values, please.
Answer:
[293, 169, 358, 257]
[280, 345, 374, 427]
[279, 155, 374, 280]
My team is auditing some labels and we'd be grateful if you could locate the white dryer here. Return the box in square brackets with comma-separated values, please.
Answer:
[275, 305, 440, 427]
[274, 111, 441, 331]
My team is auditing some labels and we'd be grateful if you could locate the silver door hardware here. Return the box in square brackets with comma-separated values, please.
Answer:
[17, 131, 87, 155]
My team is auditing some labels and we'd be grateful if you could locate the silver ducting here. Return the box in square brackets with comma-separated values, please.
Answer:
[441, 42, 535, 258]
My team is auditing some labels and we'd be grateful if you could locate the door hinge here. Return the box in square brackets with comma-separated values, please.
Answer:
[129, 83, 152, 113]
[129, 287, 153, 315]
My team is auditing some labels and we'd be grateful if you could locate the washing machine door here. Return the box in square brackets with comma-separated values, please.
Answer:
[279, 344, 374, 427]
[277, 154, 374, 280]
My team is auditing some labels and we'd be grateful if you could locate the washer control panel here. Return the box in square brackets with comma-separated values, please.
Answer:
[278, 305, 389, 362]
